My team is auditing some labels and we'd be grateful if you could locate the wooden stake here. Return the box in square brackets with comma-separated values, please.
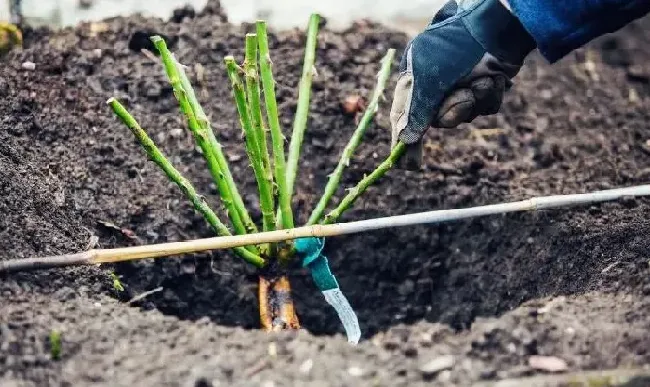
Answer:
[2, 184, 649, 273]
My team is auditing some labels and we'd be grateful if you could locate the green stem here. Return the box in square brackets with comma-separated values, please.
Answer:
[257, 20, 294, 230]
[322, 142, 406, 225]
[244, 34, 276, 233]
[151, 36, 258, 255]
[172, 55, 259, 235]
[107, 97, 265, 267]
[225, 56, 274, 257]
[285, 13, 320, 203]
[224, 57, 258, 178]
[308, 49, 396, 225]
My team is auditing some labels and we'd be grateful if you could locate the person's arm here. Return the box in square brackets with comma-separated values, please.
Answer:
[505, 0, 650, 62]
[389, 0, 650, 169]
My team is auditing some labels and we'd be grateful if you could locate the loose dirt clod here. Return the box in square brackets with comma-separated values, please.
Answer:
[419, 355, 455, 378]
[21, 61, 35, 70]
[528, 355, 569, 373]
[342, 95, 365, 115]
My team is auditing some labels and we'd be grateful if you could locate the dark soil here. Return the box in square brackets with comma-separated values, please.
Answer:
[1, 1, 650, 385]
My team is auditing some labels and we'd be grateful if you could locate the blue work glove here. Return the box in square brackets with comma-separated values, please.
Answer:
[390, 0, 536, 169]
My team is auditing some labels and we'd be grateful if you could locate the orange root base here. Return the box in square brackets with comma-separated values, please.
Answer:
[258, 275, 300, 331]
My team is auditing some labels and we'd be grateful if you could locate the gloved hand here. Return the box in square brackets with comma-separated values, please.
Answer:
[389, 0, 536, 169]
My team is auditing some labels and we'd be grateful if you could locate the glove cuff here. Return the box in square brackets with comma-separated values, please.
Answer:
[462, 0, 536, 65]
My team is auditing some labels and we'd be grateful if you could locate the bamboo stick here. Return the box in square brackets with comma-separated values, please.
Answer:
[4, 184, 649, 273]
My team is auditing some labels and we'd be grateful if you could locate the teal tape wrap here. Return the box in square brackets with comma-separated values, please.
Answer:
[308, 254, 339, 291]
[295, 237, 338, 291]
[295, 237, 361, 344]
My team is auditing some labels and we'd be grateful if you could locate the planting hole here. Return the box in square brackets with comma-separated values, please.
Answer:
[113, 206, 650, 337]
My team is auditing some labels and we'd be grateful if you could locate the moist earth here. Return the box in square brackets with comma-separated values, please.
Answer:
[1, 1, 650, 385]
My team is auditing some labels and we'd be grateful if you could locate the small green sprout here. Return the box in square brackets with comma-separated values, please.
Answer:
[110, 272, 125, 292]
[49, 330, 61, 360]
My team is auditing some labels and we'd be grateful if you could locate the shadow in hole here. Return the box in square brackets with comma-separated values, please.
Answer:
[113, 202, 650, 338]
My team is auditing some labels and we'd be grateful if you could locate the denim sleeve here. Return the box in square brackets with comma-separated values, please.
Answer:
[507, 0, 650, 62]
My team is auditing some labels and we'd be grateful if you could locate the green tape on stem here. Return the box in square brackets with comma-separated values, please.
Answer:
[295, 237, 361, 344]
